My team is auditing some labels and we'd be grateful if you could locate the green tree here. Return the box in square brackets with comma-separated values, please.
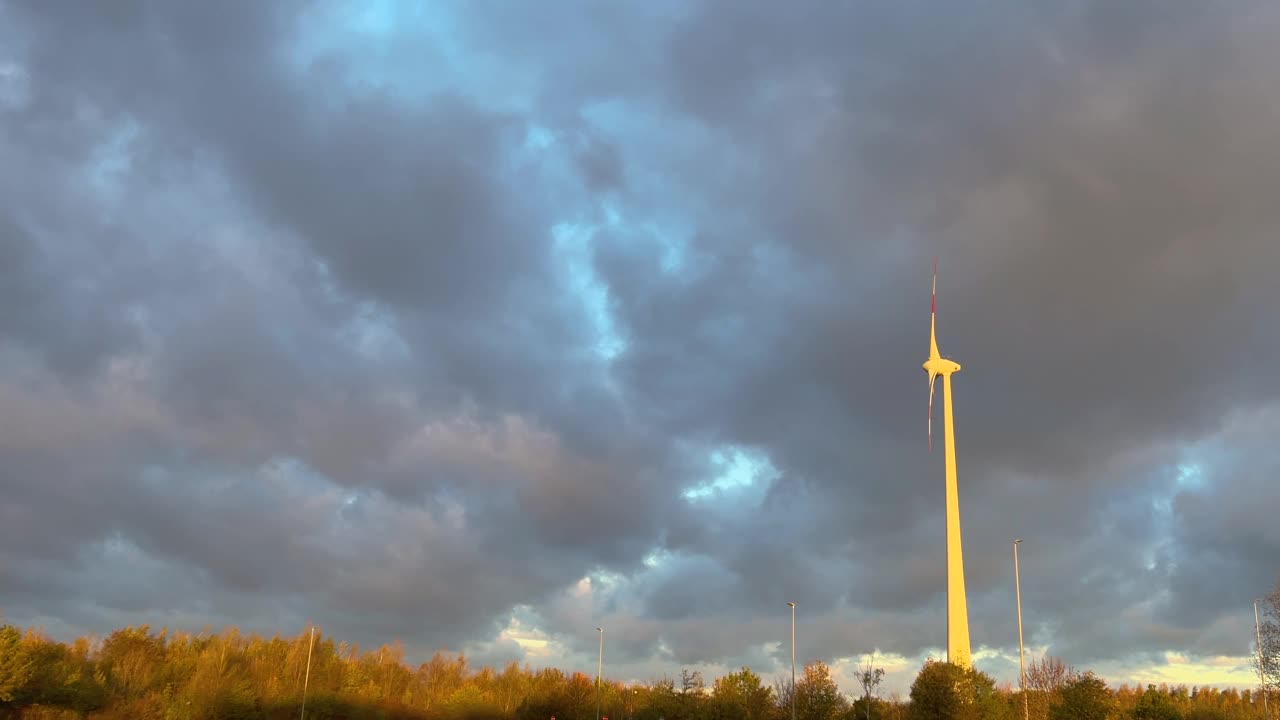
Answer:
[711, 667, 774, 720]
[1131, 685, 1180, 720]
[848, 697, 889, 720]
[908, 660, 1008, 720]
[638, 677, 685, 720]
[1051, 673, 1114, 720]
[910, 661, 965, 720]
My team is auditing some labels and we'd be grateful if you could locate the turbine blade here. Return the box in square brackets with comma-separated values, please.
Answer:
[929, 257, 941, 360]
[928, 373, 937, 453]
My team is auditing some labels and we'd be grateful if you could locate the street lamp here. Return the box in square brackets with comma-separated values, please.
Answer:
[1014, 539, 1027, 720]
[597, 627, 605, 720]
[300, 626, 316, 720]
[787, 602, 796, 720]
[1257, 600, 1271, 720]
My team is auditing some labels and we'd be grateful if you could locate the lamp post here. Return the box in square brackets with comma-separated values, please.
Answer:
[787, 602, 796, 720]
[1015, 539, 1027, 720]
[300, 626, 316, 720]
[1257, 599, 1271, 720]
[597, 627, 604, 720]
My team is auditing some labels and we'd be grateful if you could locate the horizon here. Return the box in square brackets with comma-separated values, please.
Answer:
[0, 620, 1270, 696]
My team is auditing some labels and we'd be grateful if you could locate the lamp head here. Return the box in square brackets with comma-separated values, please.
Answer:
[1014, 538, 1022, 545]
[786, 602, 796, 608]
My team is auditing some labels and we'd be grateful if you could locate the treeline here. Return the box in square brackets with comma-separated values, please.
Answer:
[0, 623, 1273, 720]
[907, 657, 1273, 720]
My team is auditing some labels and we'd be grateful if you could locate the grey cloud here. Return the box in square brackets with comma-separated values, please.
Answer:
[0, 192, 141, 379]
[1155, 407, 1280, 654]
[573, 131, 626, 193]
[2, 0, 1280, 694]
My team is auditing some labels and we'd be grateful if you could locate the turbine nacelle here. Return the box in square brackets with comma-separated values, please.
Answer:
[924, 356, 958, 452]
[923, 357, 961, 376]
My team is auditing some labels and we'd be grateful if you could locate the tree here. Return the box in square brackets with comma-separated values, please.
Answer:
[0, 625, 34, 703]
[909, 660, 1009, 720]
[795, 661, 848, 720]
[774, 675, 795, 720]
[857, 657, 885, 720]
[910, 661, 965, 720]
[1019, 655, 1082, 720]
[681, 669, 705, 695]
[1131, 685, 1180, 720]
[1257, 580, 1280, 698]
[711, 667, 773, 720]
[97, 625, 166, 700]
[562, 672, 597, 720]
[1026, 657, 1080, 694]
[1050, 673, 1114, 720]
[638, 677, 682, 720]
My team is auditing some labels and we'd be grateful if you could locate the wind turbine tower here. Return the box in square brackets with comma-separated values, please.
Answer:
[924, 258, 972, 669]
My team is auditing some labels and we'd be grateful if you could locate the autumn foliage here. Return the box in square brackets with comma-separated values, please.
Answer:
[0, 623, 1275, 720]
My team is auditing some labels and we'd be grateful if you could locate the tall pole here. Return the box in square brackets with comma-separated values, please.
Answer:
[1257, 599, 1271, 720]
[1015, 539, 1027, 720]
[787, 602, 796, 720]
[597, 627, 604, 720]
[942, 372, 971, 669]
[300, 626, 316, 720]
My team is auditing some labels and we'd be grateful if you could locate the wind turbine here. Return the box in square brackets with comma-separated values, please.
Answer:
[923, 258, 972, 669]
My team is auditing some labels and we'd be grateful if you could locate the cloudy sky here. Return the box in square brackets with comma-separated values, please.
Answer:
[3, 0, 1280, 695]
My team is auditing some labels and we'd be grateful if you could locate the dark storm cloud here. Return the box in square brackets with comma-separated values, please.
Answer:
[654, 0, 1280, 471]
[0, 218, 138, 376]
[3, 0, 1280, 691]
[1, 0, 704, 659]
